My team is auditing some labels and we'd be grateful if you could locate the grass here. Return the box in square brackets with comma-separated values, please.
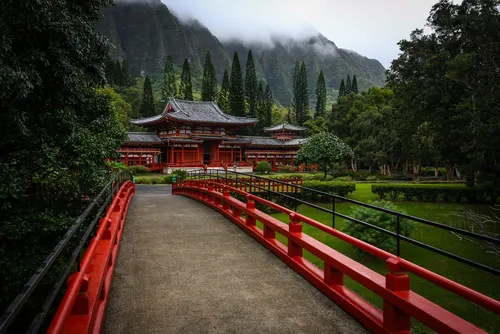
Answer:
[266, 183, 500, 333]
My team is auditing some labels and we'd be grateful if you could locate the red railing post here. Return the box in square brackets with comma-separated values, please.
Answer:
[288, 213, 302, 258]
[384, 258, 411, 333]
[245, 196, 256, 226]
[222, 188, 230, 211]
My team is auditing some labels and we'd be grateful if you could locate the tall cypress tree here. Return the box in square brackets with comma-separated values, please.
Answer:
[338, 79, 346, 100]
[140, 75, 155, 117]
[345, 75, 352, 94]
[229, 52, 245, 116]
[201, 52, 218, 101]
[121, 59, 130, 86]
[114, 60, 123, 86]
[352, 74, 358, 94]
[264, 84, 273, 129]
[161, 55, 177, 104]
[315, 70, 326, 118]
[244, 50, 258, 124]
[218, 69, 231, 112]
[179, 59, 193, 101]
[255, 82, 265, 134]
[298, 61, 309, 125]
[292, 60, 301, 123]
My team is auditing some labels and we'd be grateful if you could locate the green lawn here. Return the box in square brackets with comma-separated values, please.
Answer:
[266, 183, 500, 333]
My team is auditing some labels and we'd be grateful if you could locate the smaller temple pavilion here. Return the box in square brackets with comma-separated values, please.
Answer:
[117, 99, 310, 173]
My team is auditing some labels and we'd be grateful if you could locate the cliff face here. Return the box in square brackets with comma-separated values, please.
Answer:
[97, 0, 386, 104]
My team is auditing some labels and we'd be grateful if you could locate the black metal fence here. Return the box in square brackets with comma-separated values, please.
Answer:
[0, 171, 131, 334]
[182, 169, 500, 277]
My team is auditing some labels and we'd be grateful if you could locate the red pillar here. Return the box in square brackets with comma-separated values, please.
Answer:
[170, 145, 175, 165]
[139, 154, 142, 165]
[125, 153, 128, 166]
[230, 147, 234, 162]
[181, 145, 185, 164]
[239, 147, 242, 163]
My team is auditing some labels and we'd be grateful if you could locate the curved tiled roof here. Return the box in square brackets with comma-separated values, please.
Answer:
[131, 99, 257, 126]
[125, 132, 161, 143]
[264, 122, 307, 132]
[239, 136, 309, 147]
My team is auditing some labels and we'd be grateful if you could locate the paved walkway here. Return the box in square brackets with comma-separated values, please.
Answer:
[104, 185, 366, 334]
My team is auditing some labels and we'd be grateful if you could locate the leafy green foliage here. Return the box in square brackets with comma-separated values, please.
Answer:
[0, 0, 125, 311]
[338, 79, 346, 100]
[140, 75, 156, 116]
[351, 75, 358, 94]
[127, 165, 151, 174]
[172, 169, 188, 179]
[97, 86, 131, 132]
[342, 200, 413, 254]
[161, 55, 177, 104]
[315, 70, 327, 118]
[293, 61, 310, 125]
[229, 52, 245, 116]
[218, 69, 231, 112]
[371, 184, 497, 203]
[201, 52, 217, 101]
[296, 132, 354, 179]
[179, 59, 193, 101]
[244, 50, 258, 133]
[302, 181, 356, 198]
[255, 161, 272, 173]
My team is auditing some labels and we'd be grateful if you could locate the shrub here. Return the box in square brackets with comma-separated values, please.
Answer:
[255, 161, 272, 173]
[160, 175, 174, 184]
[334, 176, 352, 182]
[342, 200, 413, 254]
[172, 169, 187, 179]
[302, 180, 356, 199]
[127, 165, 151, 174]
[370, 184, 496, 203]
[135, 176, 152, 184]
[366, 175, 378, 182]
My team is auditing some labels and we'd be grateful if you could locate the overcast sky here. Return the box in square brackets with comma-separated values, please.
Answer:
[161, 0, 450, 68]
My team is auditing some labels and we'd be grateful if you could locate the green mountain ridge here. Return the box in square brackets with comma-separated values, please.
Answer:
[98, 0, 386, 105]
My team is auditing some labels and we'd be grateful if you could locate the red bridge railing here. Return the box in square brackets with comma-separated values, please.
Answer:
[173, 178, 499, 334]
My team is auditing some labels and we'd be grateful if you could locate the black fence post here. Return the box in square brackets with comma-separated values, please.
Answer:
[294, 185, 298, 212]
[332, 197, 336, 228]
[396, 214, 401, 257]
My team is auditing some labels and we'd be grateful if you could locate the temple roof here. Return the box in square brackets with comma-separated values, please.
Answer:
[264, 122, 307, 132]
[240, 136, 309, 147]
[131, 99, 257, 126]
[125, 132, 161, 143]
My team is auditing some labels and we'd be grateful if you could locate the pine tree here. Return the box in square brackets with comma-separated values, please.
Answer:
[315, 70, 326, 118]
[346, 75, 352, 94]
[179, 59, 193, 101]
[201, 52, 218, 101]
[218, 69, 231, 112]
[338, 79, 346, 100]
[244, 50, 258, 126]
[298, 61, 309, 125]
[121, 59, 130, 86]
[229, 52, 245, 116]
[114, 60, 123, 86]
[292, 60, 301, 123]
[140, 75, 155, 117]
[352, 74, 358, 94]
[161, 55, 177, 104]
[256, 82, 265, 134]
[264, 84, 273, 129]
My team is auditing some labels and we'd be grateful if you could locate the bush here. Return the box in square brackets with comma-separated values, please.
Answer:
[371, 184, 496, 203]
[127, 165, 151, 174]
[366, 175, 378, 182]
[342, 200, 413, 254]
[334, 176, 352, 182]
[302, 180, 356, 199]
[135, 176, 153, 184]
[255, 161, 272, 173]
[172, 169, 187, 180]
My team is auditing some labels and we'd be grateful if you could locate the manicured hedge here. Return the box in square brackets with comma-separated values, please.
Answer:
[135, 175, 173, 184]
[127, 165, 150, 174]
[302, 180, 356, 199]
[371, 184, 498, 203]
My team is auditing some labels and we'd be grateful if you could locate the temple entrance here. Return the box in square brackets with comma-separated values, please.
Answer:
[203, 141, 211, 165]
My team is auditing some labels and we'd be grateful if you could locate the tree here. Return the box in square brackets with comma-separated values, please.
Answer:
[161, 55, 177, 104]
[303, 117, 328, 136]
[296, 132, 354, 179]
[121, 59, 131, 87]
[352, 75, 358, 94]
[315, 70, 326, 118]
[98, 86, 132, 132]
[244, 50, 258, 132]
[114, 60, 123, 86]
[298, 61, 309, 125]
[255, 82, 265, 134]
[179, 58, 193, 101]
[338, 79, 346, 100]
[218, 69, 231, 112]
[140, 75, 155, 116]
[345, 75, 352, 94]
[292, 60, 301, 121]
[229, 52, 245, 116]
[0, 0, 125, 310]
[201, 52, 218, 101]
[263, 84, 273, 129]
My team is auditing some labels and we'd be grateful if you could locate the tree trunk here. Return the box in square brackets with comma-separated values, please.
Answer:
[351, 158, 357, 172]
[368, 165, 372, 173]
[412, 162, 419, 180]
[455, 166, 461, 179]
[435, 167, 439, 177]
[387, 164, 392, 176]
[444, 163, 453, 181]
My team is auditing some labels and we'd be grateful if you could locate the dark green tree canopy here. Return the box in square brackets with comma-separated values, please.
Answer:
[140, 75, 156, 116]
[201, 52, 218, 101]
[345, 75, 352, 94]
[179, 58, 193, 101]
[263, 84, 273, 129]
[315, 70, 326, 118]
[218, 69, 231, 112]
[229, 52, 245, 116]
[338, 79, 346, 100]
[351, 75, 358, 94]
[161, 55, 177, 104]
[244, 50, 258, 122]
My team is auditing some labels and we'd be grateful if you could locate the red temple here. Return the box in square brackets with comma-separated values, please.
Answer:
[117, 99, 310, 173]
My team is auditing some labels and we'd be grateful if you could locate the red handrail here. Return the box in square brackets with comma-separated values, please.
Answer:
[173, 179, 498, 333]
[47, 181, 136, 334]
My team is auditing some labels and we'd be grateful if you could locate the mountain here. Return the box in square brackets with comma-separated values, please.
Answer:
[97, 0, 386, 105]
